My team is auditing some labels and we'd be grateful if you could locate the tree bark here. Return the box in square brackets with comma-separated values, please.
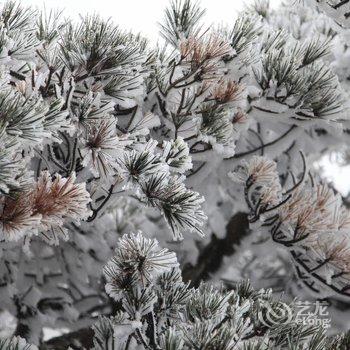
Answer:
[40, 328, 94, 350]
[182, 211, 249, 286]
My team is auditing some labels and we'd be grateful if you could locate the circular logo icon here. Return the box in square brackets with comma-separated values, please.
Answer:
[257, 301, 293, 327]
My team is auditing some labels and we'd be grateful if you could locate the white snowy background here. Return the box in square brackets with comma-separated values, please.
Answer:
[21, 0, 280, 41]
[317, 155, 350, 196]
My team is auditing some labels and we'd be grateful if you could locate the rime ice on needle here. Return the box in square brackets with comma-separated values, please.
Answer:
[232, 155, 350, 298]
[0, 171, 91, 244]
[104, 232, 178, 300]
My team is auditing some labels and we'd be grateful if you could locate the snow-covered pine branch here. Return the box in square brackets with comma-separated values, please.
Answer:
[91, 232, 350, 349]
[230, 155, 350, 298]
[0, 0, 350, 345]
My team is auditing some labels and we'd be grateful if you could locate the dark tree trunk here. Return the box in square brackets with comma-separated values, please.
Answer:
[40, 328, 94, 350]
[182, 212, 249, 286]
